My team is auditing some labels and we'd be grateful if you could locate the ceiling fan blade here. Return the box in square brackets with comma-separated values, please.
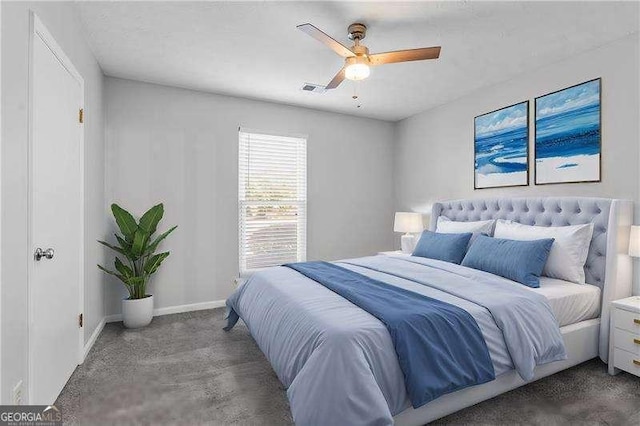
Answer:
[326, 67, 346, 89]
[369, 46, 441, 66]
[297, 23, 355, 58]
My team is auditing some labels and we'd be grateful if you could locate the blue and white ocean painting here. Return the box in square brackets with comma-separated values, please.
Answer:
[474, 102, 528, 188]
[535, 79, 600, 184]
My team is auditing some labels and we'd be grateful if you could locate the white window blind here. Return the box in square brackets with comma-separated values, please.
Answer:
[239, 130, 307, 274]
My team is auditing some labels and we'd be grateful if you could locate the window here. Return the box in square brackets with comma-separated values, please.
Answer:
[239, 130, 307, 274]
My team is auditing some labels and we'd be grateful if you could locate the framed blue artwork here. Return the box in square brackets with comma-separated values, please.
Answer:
[534, 78, 601, 185]
[474, 101, 529, 189]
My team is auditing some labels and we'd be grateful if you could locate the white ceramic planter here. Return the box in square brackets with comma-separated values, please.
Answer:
[122, 295, 154, 328]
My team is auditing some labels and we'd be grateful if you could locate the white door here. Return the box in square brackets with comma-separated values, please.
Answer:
[29, 16, 84, 405]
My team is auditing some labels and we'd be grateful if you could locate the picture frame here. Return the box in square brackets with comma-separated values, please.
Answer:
[534, 78, 601, 185]
[474, 101, 530, 189]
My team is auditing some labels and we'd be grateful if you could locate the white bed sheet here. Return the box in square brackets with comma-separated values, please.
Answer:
[527, 277, 601, 327]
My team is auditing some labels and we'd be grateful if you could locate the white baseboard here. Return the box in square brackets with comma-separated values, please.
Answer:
[105, 299, 227, 323]
[82, 317, 106, 362]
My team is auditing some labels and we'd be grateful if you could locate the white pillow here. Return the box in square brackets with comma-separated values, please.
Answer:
[493, 219, 594, 284]
[436, 216, 495, 235]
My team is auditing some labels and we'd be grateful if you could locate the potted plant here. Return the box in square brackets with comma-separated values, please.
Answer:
[98, 203, 177, 328]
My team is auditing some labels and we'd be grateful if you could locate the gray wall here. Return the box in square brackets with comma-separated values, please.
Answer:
[105, 77, 396, 315]
[394, 33, 640, 294]
[1, 2, 108, 403]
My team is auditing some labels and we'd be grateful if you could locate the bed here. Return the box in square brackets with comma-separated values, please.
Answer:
[225, 197, 633, 425]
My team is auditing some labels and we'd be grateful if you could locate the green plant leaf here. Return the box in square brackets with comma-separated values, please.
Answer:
[114, 257, 133, 279]
[113, 234, 135, 260]
[131, 228, 149, 258]
[111, 204, 138, 241]
[102, 203, 174, 299]
[129, 277, 146, 299]
[138, 204, 164, 235]
[115, 234, 131, 250]
[145, 226, 177, 255]
[97, 240, 126, 256]
[127, 276, 145, 286]
[127, 276, 146, 299]
[97, 264, 127, 283]
[144, 252, 170, 275]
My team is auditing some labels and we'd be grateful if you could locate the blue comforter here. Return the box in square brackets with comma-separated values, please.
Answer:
[284, 261, 495, 408]
[225, 256, 566, 425]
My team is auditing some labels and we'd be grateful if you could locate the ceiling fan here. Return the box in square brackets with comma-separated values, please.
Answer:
[297, 22, 441, 90]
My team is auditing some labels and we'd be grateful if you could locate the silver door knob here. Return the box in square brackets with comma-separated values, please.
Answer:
[34, 247, 54, 261]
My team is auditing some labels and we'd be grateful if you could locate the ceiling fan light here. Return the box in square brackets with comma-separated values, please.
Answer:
[345, 63, 370, 81]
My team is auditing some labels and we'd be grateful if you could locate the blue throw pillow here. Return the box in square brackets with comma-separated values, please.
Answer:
[412, 231, 473, 264]
[461, 235, 554, 288]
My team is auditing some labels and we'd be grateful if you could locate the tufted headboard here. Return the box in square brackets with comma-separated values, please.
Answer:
[429, 197, 633, 362]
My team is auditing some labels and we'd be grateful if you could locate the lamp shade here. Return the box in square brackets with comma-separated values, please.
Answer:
[394, 212, 423, 233]
[629, 226, 640, 257]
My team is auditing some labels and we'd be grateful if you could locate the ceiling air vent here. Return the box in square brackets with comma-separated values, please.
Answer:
[301, 83, 326, 94]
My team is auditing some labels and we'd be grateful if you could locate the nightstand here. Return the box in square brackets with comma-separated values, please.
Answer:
[378, 250, 411, 257]
[608, 296, 640, 377]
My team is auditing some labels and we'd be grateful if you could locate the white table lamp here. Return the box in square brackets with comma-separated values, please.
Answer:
[394, 212, 424, 254]
[629, 226, 640, 257]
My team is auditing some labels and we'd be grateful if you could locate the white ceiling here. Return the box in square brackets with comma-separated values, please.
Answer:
[76, 1, 639, 121]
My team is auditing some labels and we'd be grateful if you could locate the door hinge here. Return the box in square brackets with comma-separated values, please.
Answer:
[78, 108, 84, 124]
[79, 313, 83, 328]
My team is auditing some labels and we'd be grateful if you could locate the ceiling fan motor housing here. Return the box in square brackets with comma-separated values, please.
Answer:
[346, 54, 369, 67]
[350, 44, 370, 59]
[348, 23, 367, 41]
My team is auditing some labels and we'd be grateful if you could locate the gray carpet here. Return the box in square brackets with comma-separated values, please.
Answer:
[56, 308, 640, 425]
